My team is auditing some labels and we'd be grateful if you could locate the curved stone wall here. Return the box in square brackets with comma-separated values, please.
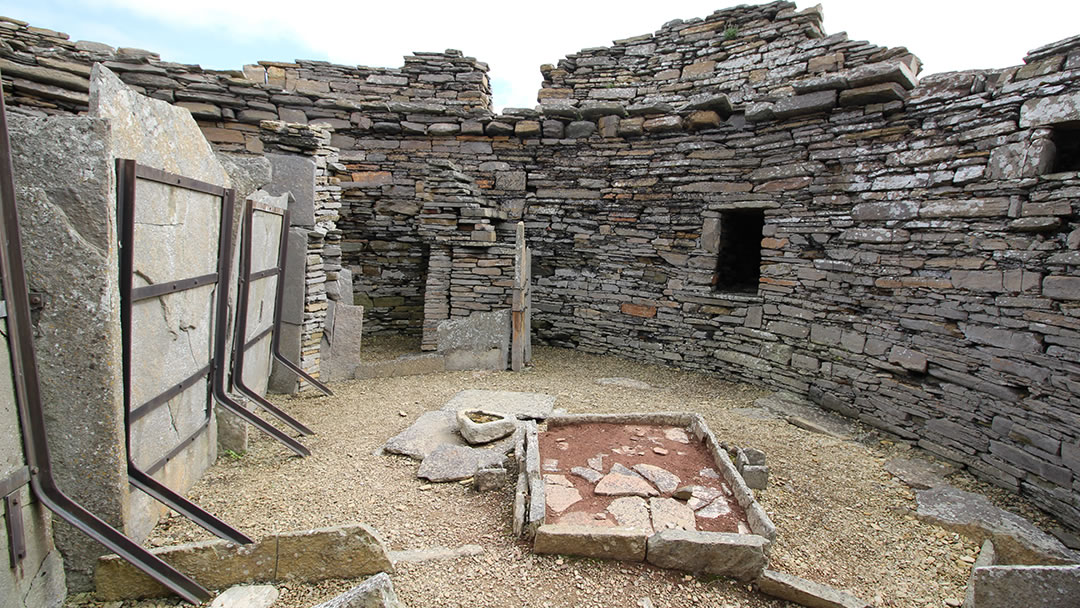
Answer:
[1, 2, 1078, 530]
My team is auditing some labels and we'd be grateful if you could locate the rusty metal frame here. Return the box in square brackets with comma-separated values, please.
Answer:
[116, 159, 253, 545]
[230, 200, 313, 435]
[0, 73, 211, 603]
[268, 217, 333, 397]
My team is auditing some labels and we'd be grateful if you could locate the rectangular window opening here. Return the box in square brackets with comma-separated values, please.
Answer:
[712, 209, 764, 293]
[1051, 125, 1080, 173]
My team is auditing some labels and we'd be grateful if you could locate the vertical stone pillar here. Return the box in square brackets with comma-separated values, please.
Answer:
[422, 245, 452, 351]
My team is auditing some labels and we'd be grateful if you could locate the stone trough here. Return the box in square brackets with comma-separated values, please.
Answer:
[514, 412, 776, 581]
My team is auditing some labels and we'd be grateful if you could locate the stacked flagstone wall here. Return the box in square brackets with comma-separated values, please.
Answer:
[1, 2, 1079, 530]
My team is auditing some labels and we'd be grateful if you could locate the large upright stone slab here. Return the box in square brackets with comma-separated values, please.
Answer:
[436, 309, 511, 371]
[268, 226, 308, 394]
[90, 63, 232, 552]
[9, 112, 124, 593]
[266, 153, 316, 227]
[320, 301, 365, 382]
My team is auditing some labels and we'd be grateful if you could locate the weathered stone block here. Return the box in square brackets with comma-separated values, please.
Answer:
[646, 530, 766, 581]
[311, 572, 405, 608]
[757, 570, 870, 608]
[773, 90, 837, 119]
[1043, 276, 1080, 300]
[845, 61, 918, 90]
[839, 82, 906, 106]
[973, 565, 1080, 608]
[266, 154, 317, 227]
[276, 524, 393, 581]
[1020, 92, 1080, 128]
[533, 525, 647, 561]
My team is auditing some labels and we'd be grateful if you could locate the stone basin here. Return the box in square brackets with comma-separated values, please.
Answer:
[457, 408, 517, 445]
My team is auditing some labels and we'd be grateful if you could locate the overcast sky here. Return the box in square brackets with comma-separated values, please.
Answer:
[3, 1, 1078, 110]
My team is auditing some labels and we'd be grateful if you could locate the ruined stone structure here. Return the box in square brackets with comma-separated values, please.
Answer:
[2, 0, 1079, 592]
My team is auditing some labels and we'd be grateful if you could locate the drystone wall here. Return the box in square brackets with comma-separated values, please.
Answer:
[1, 1, 1079, 533]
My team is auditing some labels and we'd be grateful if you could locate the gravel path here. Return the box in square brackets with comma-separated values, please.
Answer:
[66, 345, 1059, 608]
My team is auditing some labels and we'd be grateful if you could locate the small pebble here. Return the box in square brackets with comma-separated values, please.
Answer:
[653, 447, 669, 455]
[398, 411, 407, 417]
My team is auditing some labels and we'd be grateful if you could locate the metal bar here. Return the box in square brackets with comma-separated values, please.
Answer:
[209, 191, 310, 457]
[249, 268, 278, 282]
[249, 201, 285, 216]
[243, 326, 273, 351]
[131, 273, 218, 302]
[134, 164, 227, 197]
[0, 78, 211, 604]
[129, 363, 212, 423]
[4, 492, 26, 567]
[143, 422, 209, 476]
[127, 467, 250, 545]
[268, 208, 333, 397]
[0, 466, 28, 497]
[231, 200, 313, 435]
[117, 159, 251, 549]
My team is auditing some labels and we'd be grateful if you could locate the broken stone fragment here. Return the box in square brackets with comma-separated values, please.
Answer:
[546, 483, 583, 513]
[607, 496, 652, 532]
[571, 466, 603, 484]
[696, 495, 732, 518]
[595, 472, 659, 498]
[416, 445, 504, 482]
[473, 467, 507, 492]
[632, 464, 681, 494]
[650, 497, 696, 532]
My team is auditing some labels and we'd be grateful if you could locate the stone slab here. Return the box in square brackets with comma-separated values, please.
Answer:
[533, 525, 647, 561]
[383, 411, 464, 460]
[756, 570, 870, 608]
[96, 524, 392, 600]
[883, 458, 952, 490]
[209, 585, 280, 608]
[9, 114, 126, 593]
[963, 540, 997, 608]
[972, 565, 1080, 608]
[265, 153, 316, 227]
[440, 389, 555, 420]
[275, 524, 394, 581]
[646, 530, 767, 581]
[311, 573, 404, 608]
[606, 497, 652, 532]
[322, 302, 365, 382]
[436, 309, 510, 371]
[416, 444, 505, 482]
[915, 486, 1076, 564]
[650, 497, 695, 532]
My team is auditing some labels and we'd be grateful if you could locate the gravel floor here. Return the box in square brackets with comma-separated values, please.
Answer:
[65, 344, 1061, 608]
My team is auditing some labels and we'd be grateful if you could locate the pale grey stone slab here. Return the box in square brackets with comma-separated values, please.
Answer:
[973, 565, 1080, 608]
[647, 530, 767, 581]
[916, 486, 1077, 564]
[383, 411, 464, 461]
[417, 444, 505, 482]
[209, 585, 279, 608]
[757, 570, 870, 608]
[440, 389, 555, 420]
[311, 573, 404, 608]
[266, 153, 316, 227]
